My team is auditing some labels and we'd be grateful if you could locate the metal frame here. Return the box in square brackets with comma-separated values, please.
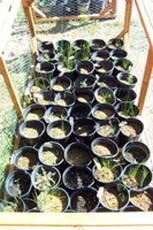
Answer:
[0, 0, 153, 226]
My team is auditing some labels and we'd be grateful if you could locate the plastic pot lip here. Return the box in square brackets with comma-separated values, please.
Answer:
[122, 141, 150, 164]
[73, 87, 95, 104]
[33, 89, 56, 107]
[94, 86, 116, 105]
[64, 141, 93, 167]
[5, 170, 32, 198]
[72, 39, 89, 49]
[46, 119, 72, 140]
[23, 103, 46, 121]
[62, 165, 95, 190]
[75, 60, 95, 75]
[0, 197, 26, 212]
[116, 101, 139, 119]
[28, 77, 50, 91]
[114, 87, 137, 103]
[116, 72, 138, 87]
[120, 117, 144, 137]
[38, 141, 65, 167]
[74, 74, 97, 89]
[43, 106, 69, 124]
[99, 183, 130, 211]
[92, 161, 122, 184]
[55, 91, 76, 108]
[69, 102, 92, 118]
[90, 38, 107, 50]
[91, 50, 110, 61]
[13, 146, 39, 171]
[73, 117, 97, 137]
[35, 62, 55, 74]
[121, 163, 153, 192]
[91, 137, 119, 159]
[70, 187, 99, 212]
[37, 41, 55, 53]
[96, 75, 118, 90]
[19, 120, 46, 140]
[114, 58, 133, 72]
[50, 75, 72, 92]
[92, 103, 116, 120]
[107, 38, 124, 49]
[31, 165, 61, 191]
[110, 48, 128, 59]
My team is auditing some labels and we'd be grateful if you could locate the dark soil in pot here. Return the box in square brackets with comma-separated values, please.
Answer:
[114, 58, 133, 76]
[76, 60, 94, 75]
[63, 166, 94, 190]
[13, 146, 39, 171]
[44, 106, 68, 124]
[37, 187, 69, 212]
[74, 74, 97, 89]
[92, 103, 116, 121]
[98, 183, 129, 211]
[34, 90, 55, 107]
[19, 120, 46, 146]
[122, 141, 150, 164]
[69, 103, 91, 120]
[23, 104, 46, 121]
[122, 164, 152, 192]
[64, 142, 92, 166]
[74, 88, 94, 104]
[115, 87, 137, 103]
[117, 72, 138, 88]
[90, 39, 106, 52]
[38, 41, 55, 54]
[5, 170, 32, 198]
[93, 158, 122, 184]
[116, 102, 139, 120]
[130, 188, 153, 211]
[55, 91, 75, 108]
[35, 62, 55, 78]
[96, 75, 118, 91]
[51, 76, 72, 92]
[38, 141, 64, 167]
[28, 77, 50, 97]
[70, 187, 99, 212]
[0, 198, 26, 212]
[107, 38, 124, 50]
[31, 165, 61, 191]
[94, 86, 116, 105]
[91, 137, 119, 159]
[110, 48, 127, 61]
[95, 60, 114, 77]
[91, 50, 110, 63]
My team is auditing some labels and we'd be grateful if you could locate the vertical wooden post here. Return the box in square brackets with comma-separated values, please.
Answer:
[138, 46, 153, 113]
[0, 55, 22, 117]
[123, 0, 133, 49]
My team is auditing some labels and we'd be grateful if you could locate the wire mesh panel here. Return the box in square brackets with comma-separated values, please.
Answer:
[0, 5, 32, 190]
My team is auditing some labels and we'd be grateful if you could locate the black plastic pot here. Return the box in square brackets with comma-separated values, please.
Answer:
[74, 88, 95, 105]
[37, 187, 70, 212]
[51, 76, 72, 92]
[57, 62, 76, 81]
[62, 166, 94, 190]
[91, 137, 119, 159]
[19, 120, 46, 146]
[123, 205, 141, 212]
[44, 106, 68, 124]
[33, 89, 55, 107]
[96, 117, 120, 142]
[92, 103, 116, 121]
[110, 48, 127, 62]
[91, 50, 110, 63]
[38, 41, 55, 54]
[122, 141, 150, 164]
[90, 39, 107, 52]
[5, 170, 32, 198]
[119, 118, 144, 146]
[31, 165, 61, 191]
[95, 60, 114, 77]
[114, 87, 137, 103]
[122, 164, 152, 192]
[0, 198, 26, 212]
[116, 72, 138, 88]
[97, 183, 130, 211]
[75, 60, 95, 75]
[23, 104, 46, 121]
[116, 102, 139, 120]
[70, 187, 99, 212]
[94, 86, 116, 105]
[96, 75, 118, 91]
[130, 188, 153, 211]
[35, 62, 55, 78]
[74, 74, 97, 90]
[64, 142, 92, 166]
[107, 38, 124, 51]
[77, 0, 91, 14]
[72, 39, 90, 61]
[36, 52, 56, 63]
[73, 118, 97, 143]
[13, 146, 39, 171]
[28, 77, 50, 97]
[92, 159, 122, 185]
[46, 119, 72, 145]
[69, 103, 92, 120]
[54, 91, 76, 108]
[114, 58, 133, 76]
[38, 141, 64, 167]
